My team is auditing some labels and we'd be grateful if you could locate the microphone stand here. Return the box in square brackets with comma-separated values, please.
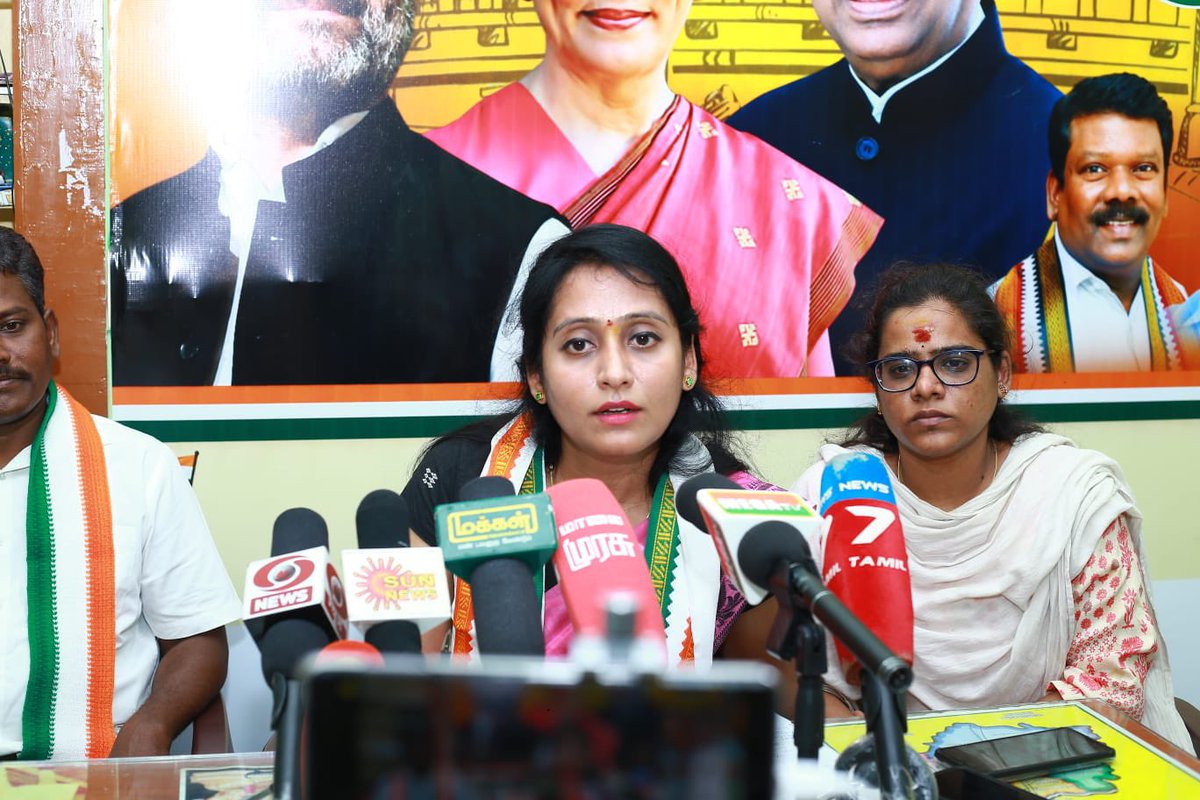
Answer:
[270, 673, 302, 800]
[860, 670, 913, 800]
[764, 575, 828, 760]
[768, 561, 916, 795]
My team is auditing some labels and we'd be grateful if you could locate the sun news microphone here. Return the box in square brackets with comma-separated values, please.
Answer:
[260, 618, 330, 800]
[436, 477, 555, 656]
[819, 452, 914, 686]
[244, 508, 349, 645]
[545, 478, 666, 663]
[342, 489, 449, 654]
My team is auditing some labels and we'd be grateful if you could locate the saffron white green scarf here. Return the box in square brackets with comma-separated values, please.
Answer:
[20, 382, 117, 760]
[450, 414, 720, 665]
[993, 238, 1186, 373]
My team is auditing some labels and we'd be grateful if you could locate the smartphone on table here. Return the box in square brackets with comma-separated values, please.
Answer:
[935, 726, 1115, 781]
[936, 766, 1050, 799]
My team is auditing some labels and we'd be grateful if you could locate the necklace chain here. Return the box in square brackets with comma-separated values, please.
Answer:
[895, 439, 999, 487]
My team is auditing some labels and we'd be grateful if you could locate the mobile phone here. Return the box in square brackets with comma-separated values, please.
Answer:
[936, 766, 1047, 799]
[935, 727, 1115, 781]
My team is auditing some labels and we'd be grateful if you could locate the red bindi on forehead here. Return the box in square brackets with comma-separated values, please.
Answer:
[912, 326, 933, 344]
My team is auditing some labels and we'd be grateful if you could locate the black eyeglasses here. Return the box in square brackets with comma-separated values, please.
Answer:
[867, 349, 995, 393]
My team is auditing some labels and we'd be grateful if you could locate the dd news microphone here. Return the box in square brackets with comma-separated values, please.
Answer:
[436, 476, 555, 656]
[546, 478, 666, 663]
[341, 489, 450, 654]
[819, 452, 914, 685]
[260, 618, 330, 800]
[243, 508, 349, 645]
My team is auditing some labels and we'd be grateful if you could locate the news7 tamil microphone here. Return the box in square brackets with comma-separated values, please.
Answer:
[395, 224, 783, 668]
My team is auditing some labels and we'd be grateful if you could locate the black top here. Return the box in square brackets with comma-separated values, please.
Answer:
[110, 100, 564, 385]
[401, 434, 493, 548]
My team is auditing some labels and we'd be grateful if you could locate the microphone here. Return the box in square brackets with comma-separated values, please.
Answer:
[819, 452, 914, 686]
[545, 478, 666, 662]
[436, 476, 556, 656]
[676, 475, 911, 692]
[260, 618, 330, 800]
[342, 489, 450, 654]
[313, 639, 385, 668]
[676, 473, 822, 606]
[243, 508, 349, 645]
[739, 524, 912, 694]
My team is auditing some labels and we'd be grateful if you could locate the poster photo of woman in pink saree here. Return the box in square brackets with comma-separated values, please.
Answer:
[426, 0, 882, 380]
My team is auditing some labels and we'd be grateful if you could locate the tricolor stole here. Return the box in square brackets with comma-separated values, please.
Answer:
[449, 415, 711, 663]
[22, 382, 117, 760]
[993, 239, 1185, 372]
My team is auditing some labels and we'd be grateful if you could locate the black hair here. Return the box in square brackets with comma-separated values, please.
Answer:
[838, 262, 1042, 453]
[429, 224, 747, 486]
[1049, 72, 1173, 185]
[0, 228, 47, 315]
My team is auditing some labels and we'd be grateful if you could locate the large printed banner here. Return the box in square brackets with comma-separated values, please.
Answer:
[108, 0, 1200, 438]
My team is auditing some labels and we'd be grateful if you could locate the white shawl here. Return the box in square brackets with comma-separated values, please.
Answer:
[792, 433, 1192, 752]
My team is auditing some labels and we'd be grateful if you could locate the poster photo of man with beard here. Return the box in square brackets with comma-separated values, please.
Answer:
[108, 0, 566, 388]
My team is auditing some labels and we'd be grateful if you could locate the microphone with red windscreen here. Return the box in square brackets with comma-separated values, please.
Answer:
[546, 478, 665, 661]
[819, 451, 914, 686]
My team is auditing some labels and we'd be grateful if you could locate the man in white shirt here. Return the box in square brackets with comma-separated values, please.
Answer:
[1, 229, 241, 760]
[991, 72, 1188, 373]
[109, 0, 565, 386]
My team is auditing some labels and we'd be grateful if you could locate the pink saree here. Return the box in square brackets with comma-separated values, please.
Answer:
[428, 83, 882, 378]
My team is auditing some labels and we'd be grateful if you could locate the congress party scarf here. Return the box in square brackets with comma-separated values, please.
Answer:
[994, 238, 1185, 373]
[450, 414, 719, 664]
[21, 382, 116, 760]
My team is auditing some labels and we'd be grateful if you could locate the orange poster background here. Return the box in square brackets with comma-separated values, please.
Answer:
[109, 2, 1200, 293]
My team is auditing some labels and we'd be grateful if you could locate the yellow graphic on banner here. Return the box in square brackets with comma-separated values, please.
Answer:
[824, 700, 1200, 797]
[383, 1, 1200, 289]
[109, 2, 1200, 290]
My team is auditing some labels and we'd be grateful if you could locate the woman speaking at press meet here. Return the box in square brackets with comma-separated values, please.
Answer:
[425, 0, 881, 380]
[791, 262, 1194, 752]
[401, 224, 775, 665]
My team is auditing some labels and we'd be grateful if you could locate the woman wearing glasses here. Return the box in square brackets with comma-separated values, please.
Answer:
[792, 262, 1193, 751]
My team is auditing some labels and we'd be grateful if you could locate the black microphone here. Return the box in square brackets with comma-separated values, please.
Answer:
[437, 476, 550, 657]
[355, 489, 411, 550]
[244, 508, 348, 645]
[739, 522, 912, 694]
[260, 618, 329, 800]
[678, 473, 910, 691]
[353, 489, 422, 654]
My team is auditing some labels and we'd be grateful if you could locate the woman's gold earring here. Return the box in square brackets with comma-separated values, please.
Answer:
[875, 407, 883, 416]
[683, 376, 695, 389]
[999, 385, 1009, 399]
[533, 390, 545, 404]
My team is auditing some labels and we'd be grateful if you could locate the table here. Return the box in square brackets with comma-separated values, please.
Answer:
[0, 751, 273, 798]
[4, 700, 1196, 798]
